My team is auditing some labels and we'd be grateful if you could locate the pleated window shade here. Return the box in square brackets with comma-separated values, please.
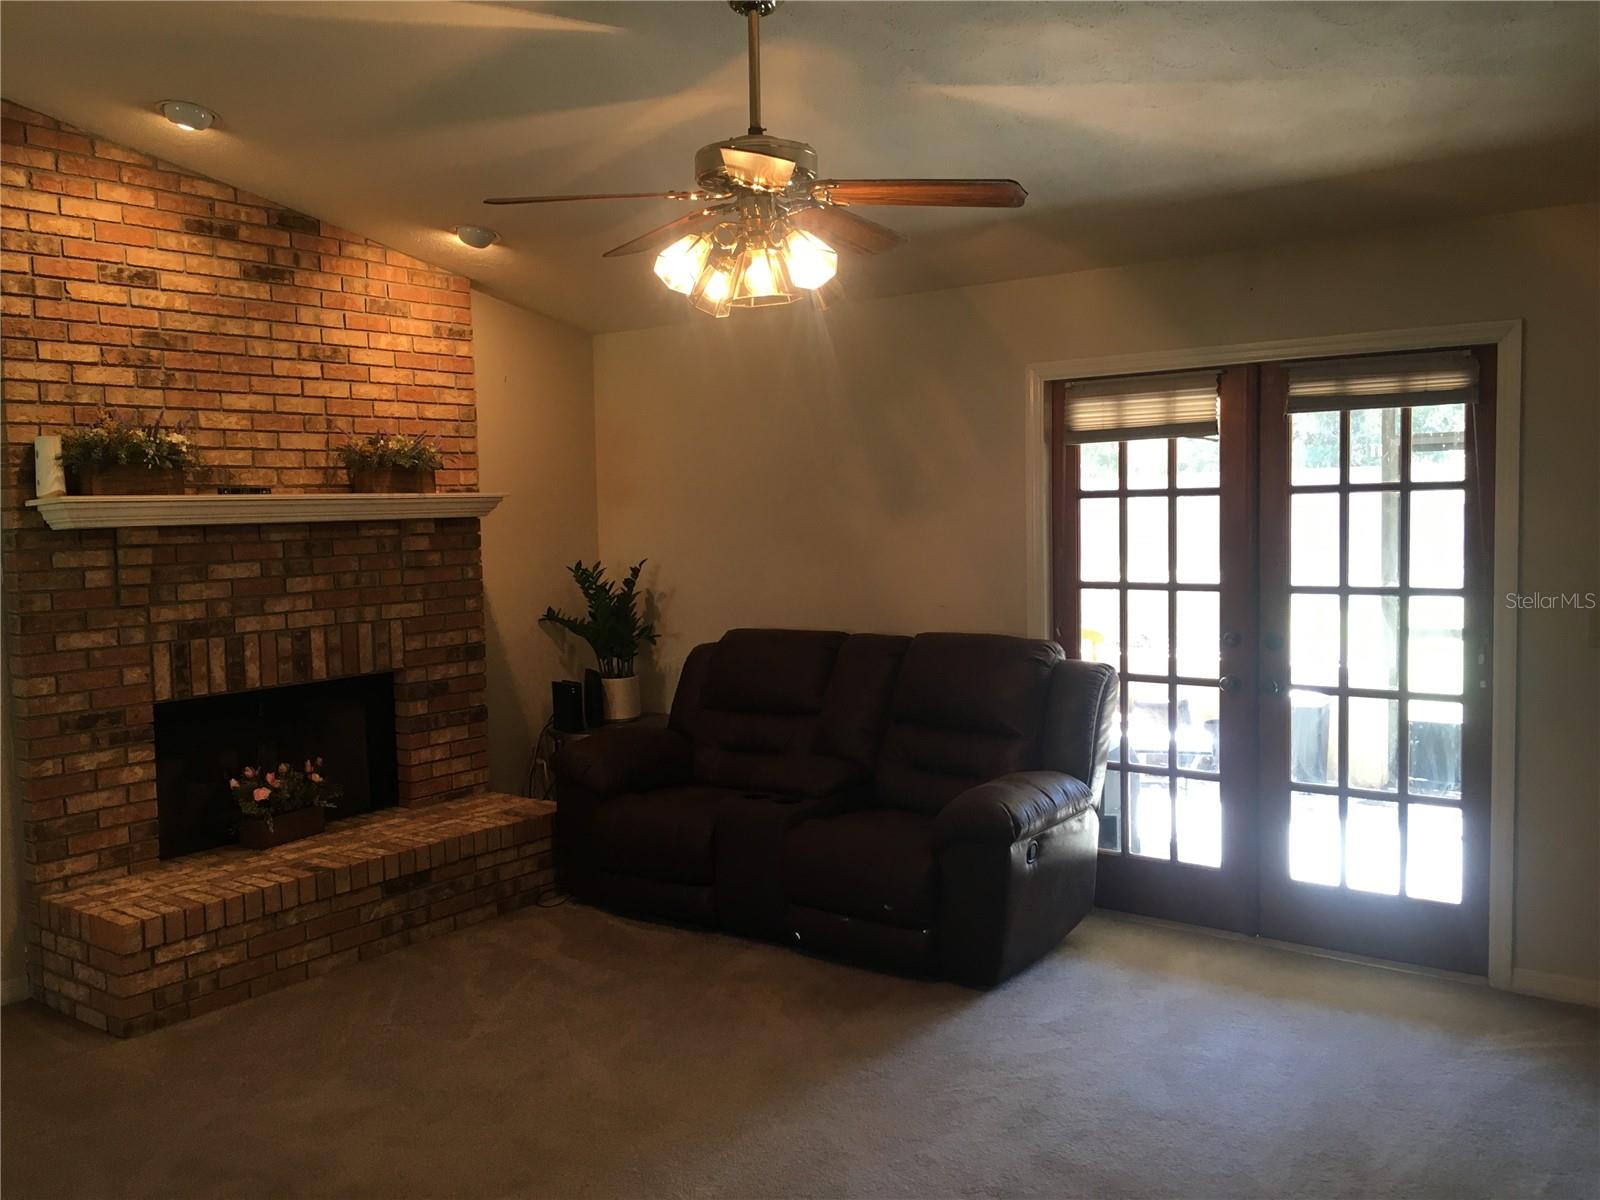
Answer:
[1059, 370, 1220, 443]
[1285, 350, 1478, 413]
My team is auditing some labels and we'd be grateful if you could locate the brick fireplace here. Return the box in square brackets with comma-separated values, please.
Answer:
[3, 104, 553, 1034]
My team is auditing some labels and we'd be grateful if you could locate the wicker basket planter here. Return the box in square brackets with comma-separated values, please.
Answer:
[238, 805, 326, 850]
[348, 466, 437, 494]
[70, 465, 185, 496]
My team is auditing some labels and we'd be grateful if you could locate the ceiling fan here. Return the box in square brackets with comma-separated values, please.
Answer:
[483, 0, 1027, 316]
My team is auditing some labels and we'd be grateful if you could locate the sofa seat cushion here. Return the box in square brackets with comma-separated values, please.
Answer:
[782, 809, 938, 931]
[589, 786, 745, 885]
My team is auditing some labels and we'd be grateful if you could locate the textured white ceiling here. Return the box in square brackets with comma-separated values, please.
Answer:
[3, 1, 1596, 333]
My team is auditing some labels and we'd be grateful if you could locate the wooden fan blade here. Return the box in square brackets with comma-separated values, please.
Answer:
[484, 190, 723, 206]
[602, 206, 730, 258]
[811, 179, 1027, 208]
[791, 206, 904, 255]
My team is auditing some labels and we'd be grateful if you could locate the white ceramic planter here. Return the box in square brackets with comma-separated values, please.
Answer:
[602, 675, 642, 722]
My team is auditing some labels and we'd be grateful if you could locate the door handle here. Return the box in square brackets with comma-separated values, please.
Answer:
[1262, 678, 1282, 696]
[1220, 675, 1241, 693]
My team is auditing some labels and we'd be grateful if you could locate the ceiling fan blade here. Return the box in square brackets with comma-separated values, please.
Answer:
[719, 146, 795, 192]
[484, 190, 724, 206]
[791, 206, 904, 255]
[602, 206, 731, 258]
[810, 179, 1027, 208]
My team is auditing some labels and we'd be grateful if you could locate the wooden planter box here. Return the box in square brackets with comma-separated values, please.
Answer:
[70, 465, 185, 496]
[348, 466, 437, 494]
[238, 805, 326, 850]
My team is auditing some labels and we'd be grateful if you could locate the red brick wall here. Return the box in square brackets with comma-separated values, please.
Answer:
[1, 103, 491, 986]
[0, 102, 475, 491]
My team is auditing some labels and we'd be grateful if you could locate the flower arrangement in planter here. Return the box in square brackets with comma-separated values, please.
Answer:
[540, 560, 657, 721]
[229, 759, 340, 849]
[336, 433, 444, 493]
[59, 408, 196, 496]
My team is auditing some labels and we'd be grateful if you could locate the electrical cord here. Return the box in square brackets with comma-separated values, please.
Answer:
[524, 715, 556, 799]
[524, 714, 571, 907]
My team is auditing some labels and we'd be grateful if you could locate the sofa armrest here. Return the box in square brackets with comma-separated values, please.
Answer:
[553, 726, 692, 799]
[933, 770, 1095, 849]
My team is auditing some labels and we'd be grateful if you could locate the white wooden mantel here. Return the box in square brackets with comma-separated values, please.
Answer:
[26, 492, 504, 531]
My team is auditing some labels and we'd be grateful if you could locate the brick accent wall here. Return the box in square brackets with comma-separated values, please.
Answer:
[1, 102, 494, 1004]
[0, 102, 475, 492]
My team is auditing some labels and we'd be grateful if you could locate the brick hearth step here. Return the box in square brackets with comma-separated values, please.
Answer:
[35, 793, 555, 1037]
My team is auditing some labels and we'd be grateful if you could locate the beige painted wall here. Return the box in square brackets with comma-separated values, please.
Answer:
[594, 202, 1600, 987]
[473, 290, 599, 796]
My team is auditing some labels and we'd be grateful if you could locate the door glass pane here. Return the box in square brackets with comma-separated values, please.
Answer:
[1411, 404, 1466, 482]
[1099, 767, 1123, 851]
[1348, 491, 1401, 587]
[1127, 682, 1170, 767]
[1080, 588, 1121, 666]
[1126, 439, 1167, 490]
[1129, 773, 1172, 859]
[1408, 596, 1464, 695]
[1176, 777, 1222, 867]
[1347, 595, 1400, 690]
[1176, 437, 1219, 488]
[1176, 685, 1220, 774]
[1290, 593, 1341, 686]
[1409, 489, 1464, 589]
[1174, 590, 1219, 679]
[1176, 495, 1220, 583]
[1079, 442, 1119, 491]
[1406, 804, 1463, 903]
[1290, 689, 1338, 786]
[1292, 411, 1341, 485]
[1349, 408, 1403, 483]
[1408, 700, 1463, 798]
[1347, 697, 1399, 792]
[1079, 498, 1120, 581]
[1346, 798, 1400, 895]
[1125, 590, 1169, 676]
[1126, 497, 1168, 582]
[1289, 791, 1341, 885]
[1291, 493, 1340, 585]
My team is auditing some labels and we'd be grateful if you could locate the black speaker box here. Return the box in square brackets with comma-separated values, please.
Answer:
[551, 680, 584, 733]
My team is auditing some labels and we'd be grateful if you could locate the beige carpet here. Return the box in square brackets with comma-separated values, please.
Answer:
[3, 904, 1596, 1199]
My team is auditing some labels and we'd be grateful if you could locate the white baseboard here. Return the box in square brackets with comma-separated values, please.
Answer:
[1510, 967, 1600, 1008]
[1, 975, 29, 1005]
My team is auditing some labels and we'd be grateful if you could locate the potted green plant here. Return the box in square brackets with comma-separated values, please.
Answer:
[336, 433, 443, 493]
[59, 408, 196, 496]
[540, 560, 657, 721]
[229, 758, 339, 849]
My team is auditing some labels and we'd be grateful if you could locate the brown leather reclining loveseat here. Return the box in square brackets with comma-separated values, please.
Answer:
[553, 628, 1118, 985]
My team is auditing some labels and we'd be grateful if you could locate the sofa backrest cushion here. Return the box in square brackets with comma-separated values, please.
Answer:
[680, 629, 854, 793]
[701, 628, 847, 715]
[1037, 659, 1120, 805]
[815, 633, 912, 767]
[874, 633, 1064, 814]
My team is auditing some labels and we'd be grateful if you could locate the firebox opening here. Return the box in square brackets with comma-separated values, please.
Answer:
[155, 673, 398, 859]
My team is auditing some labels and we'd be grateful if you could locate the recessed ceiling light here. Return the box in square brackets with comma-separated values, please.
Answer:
[454, 225, 500, 249]
[159, 100, 215, 132]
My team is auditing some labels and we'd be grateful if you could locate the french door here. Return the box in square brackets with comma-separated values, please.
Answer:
[1052, 366, 1260, 934]
[1051, 347, 1494, 974]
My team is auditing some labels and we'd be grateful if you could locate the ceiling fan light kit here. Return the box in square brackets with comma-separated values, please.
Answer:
[484, 0, 1026, 317]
